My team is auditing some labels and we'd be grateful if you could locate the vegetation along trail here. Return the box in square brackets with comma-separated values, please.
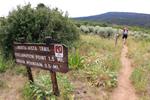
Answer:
[111, 45, 138, 100]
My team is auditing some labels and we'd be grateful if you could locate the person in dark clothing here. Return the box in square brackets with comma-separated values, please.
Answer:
[122, 27, 128, 44]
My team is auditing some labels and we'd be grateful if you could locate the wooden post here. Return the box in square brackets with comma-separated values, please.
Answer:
[45, 36, 60, 96]
[115, 33, 117, 47]
[50, 70, 60, 96]
[26, 66, 34, 83]
[115, 29, 119, 47]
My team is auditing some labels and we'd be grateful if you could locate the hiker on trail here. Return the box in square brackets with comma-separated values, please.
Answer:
[122, 27, 128, 44]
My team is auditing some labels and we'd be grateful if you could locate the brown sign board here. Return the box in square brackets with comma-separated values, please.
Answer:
[13, 43, 68, 73]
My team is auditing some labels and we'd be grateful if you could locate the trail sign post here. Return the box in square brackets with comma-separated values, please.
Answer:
[13, 42, 68, 96]
[115, 29, 119, 47]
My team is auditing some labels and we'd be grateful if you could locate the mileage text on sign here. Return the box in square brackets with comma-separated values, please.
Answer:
[13, 43, 68, 73]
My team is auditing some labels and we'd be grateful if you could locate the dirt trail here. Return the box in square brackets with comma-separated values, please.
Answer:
[111, 45, 138, 100]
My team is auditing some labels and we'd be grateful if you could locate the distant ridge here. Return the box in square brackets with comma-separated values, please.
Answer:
[74, 12, 150, 27]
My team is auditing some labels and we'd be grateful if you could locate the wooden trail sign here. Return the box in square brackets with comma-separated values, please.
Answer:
[13, 42, 68, 96]
[13, 43, 68, 73]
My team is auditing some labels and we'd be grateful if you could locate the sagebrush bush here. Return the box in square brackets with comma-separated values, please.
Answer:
[131, 31, 150, 41]
[79, 25, 117, 38]
[80, 25, 89, 33]
[88, 26, 95, 33]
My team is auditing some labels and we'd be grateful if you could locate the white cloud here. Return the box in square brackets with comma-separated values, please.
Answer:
[0, 0, 150, 17]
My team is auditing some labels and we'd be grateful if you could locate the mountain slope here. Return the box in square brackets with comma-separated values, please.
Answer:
[74, 12, 150, 27]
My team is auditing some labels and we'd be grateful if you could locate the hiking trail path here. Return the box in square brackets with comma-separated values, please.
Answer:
[111, 45, 138, 100]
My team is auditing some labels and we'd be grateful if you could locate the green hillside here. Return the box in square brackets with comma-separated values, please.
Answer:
[74, 12, 150, 27]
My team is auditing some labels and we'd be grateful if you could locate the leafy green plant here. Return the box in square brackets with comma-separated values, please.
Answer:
[69, 50, 84, 69]
[23, 74, 54, 100]
[23, 73, 73, 100]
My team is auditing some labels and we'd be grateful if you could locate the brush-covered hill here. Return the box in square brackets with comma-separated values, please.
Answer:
[74, 12, 150, 27]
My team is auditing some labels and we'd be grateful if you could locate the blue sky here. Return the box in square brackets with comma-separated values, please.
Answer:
[0, 0, 150, 17]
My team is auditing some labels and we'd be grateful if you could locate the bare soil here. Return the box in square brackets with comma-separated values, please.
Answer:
[111, 45, 138, 100]
[0, 71, 27, 100]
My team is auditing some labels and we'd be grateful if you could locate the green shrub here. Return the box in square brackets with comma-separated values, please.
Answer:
[0, 3, 79, 59]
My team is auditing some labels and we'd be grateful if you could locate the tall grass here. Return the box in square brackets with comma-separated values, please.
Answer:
[128, 37, 150, 99]
[0, 51, 6, 72]
[0, 58, 15, 73]
[69, 34, 122, 91]
[0, 57, 4, 72]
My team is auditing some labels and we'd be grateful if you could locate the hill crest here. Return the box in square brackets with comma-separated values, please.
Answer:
[74, 12, 150, 27]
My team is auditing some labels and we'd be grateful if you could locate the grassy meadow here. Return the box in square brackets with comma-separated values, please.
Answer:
[0, 33, 122, 100]
[21, 34, 122, 99]
[128, 37, 150, 100]
[1, 25, 150, 100]
[44, 32, 150, 99]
